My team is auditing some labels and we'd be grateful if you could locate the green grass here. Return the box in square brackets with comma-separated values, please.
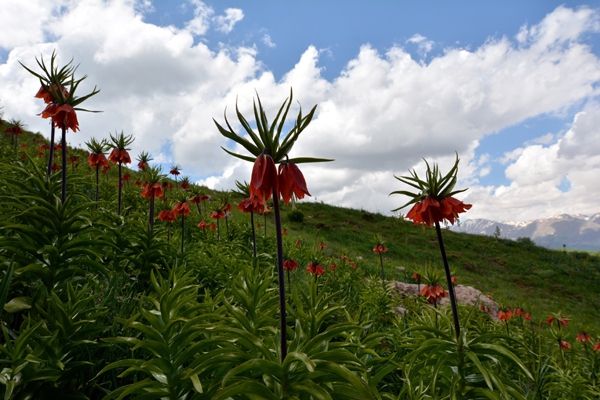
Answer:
[272, 201, 600, 333]
[4, 128, 600, 333]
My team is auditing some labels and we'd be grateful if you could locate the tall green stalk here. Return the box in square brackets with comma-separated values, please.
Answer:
[435, 221, 460, 340]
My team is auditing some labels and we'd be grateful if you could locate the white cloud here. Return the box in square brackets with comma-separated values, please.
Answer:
[262, 34, 276, 48]
[185, 0, 214, 36]
[406, 33, 434, 55]
[213, 8, 243, 34]
[0, 3, 599, 222]
[464, 101, 600, 221]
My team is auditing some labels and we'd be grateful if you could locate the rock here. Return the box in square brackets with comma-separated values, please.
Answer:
[392, 281, 498, 318]
[395, 306, 407, 316]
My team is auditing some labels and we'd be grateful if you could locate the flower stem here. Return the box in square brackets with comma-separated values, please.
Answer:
[435, 221, 461, 340]
[61, 126, 67, 204]
[95, 167, 99, 207]
[250, 211, 257, 258]
[149, 196, 155, 234]
[181, 214, 185, 253]
[47, 122, 55, 179]
[379, 252, 386, 283]
[118, 162, 122, 215]
[272, 187, 288, 362]
[216, 219, 220, 242]
[225, 215, 230, 241]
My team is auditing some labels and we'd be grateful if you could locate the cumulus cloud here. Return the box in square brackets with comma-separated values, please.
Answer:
[464, 101, 600, 221]
[262, 34, 276, 48]
[185, 0, 214, 36]
[0, 3, 599, 222]
[406, 33, 435, 55]
[213, 8, 244, 34]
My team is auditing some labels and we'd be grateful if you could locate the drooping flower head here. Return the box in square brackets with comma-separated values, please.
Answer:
[577, 333, 593, 343]
[180, 176, 191, 190]
[4, 119, 25, 136]
[559, 340, 572, 350]
[215, 90, 332, 210]
[86, 137, 110, 168]
[373, 244, 387, 253]
[306, 263, 326, 276]
[108, 131, 133, 165]
[136, 151, 153, 171]
[141, 166, 165, 200]
[250, 152, 277, 207]
[169, 164, 181, 176]
[391, 154, 471, 226]
[498, 310, 512, 322]
[513, 308, 526, 316]
[172, 200, 191, 216]
[283, 260, 299, 271]
[278, 160, 310, 206]
[21, 51, 100, 132]
[421, 284, 448, 304]
[157, 209, 177, 222]
[237, 196, 261, 213]
[547, 314, 569, 329]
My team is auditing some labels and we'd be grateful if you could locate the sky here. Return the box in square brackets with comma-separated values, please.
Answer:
[1, 0, 600, 222]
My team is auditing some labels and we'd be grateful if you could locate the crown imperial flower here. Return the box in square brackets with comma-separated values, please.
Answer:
[391, 154, 471, 226]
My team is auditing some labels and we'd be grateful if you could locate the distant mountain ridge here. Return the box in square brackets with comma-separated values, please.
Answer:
[450, 213, 600, 251]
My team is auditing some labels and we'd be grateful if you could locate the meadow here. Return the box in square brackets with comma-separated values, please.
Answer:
[1, 120, 600, 399]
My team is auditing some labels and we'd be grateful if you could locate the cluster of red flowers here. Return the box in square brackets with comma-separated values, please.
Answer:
[485, 307, 531, 320]
[406, 196, 472, 227]
[576, 332, 593, 343]
[108, 148, 131, 164]
[420, 284, 448, 303]
[339, 254, 358, 269]
[498, 310, 512, 322]
[559, 340, 572, 350]
[157, 210, 177, 222]
[547, 316, 569, 328]
[237, 196, 261, 213]
[197, 221, 216, 230]
[37, 85, 80, 132]
[88, 153, 109, 169]
[283, 260, 298, 271]
[141, 183, 163, 199]
[250, 154, 310, 209]
[306, 262, 325, 276]
[210, 203, 231, 220]
[372, 244, 387, 253]
[173, 201, 191, 216]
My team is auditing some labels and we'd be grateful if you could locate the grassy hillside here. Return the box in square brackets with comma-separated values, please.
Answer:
[3, 126, 600, 398]
[4, 127, 600, 333]
[273, 200, 600, 333]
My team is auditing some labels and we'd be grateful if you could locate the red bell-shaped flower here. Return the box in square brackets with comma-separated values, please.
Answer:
[250, 153, 277, 205]
[278, 162, 310, 205]
[157, 210, 177, 222]
[108, 148, 132, 165]
[172, 202, 191, 216]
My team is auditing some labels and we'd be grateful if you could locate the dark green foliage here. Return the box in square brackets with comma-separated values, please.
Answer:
[287, 209, 304, 223]
[2, 129, 600, 398]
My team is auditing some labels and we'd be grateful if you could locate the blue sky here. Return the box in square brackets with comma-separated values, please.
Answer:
[1, 0, 600, 221]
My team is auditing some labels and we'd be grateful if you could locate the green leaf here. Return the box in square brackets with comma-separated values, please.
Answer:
[4, 296, 32, 313]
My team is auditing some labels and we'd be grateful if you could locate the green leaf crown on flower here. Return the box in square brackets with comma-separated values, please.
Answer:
[390, 153, 467, 212]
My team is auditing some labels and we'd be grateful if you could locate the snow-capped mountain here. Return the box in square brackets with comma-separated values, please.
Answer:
[450, 213, 600, 251]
